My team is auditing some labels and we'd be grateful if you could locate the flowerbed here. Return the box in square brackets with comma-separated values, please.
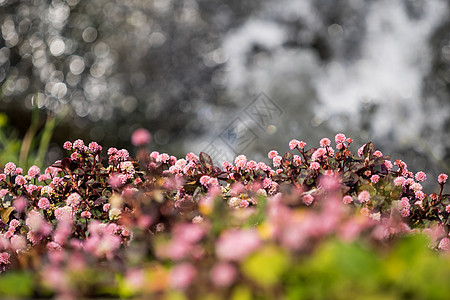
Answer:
[0, 131, 450, 299]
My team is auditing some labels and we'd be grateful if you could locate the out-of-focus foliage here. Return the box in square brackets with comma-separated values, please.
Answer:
[0, 105, 56, 170]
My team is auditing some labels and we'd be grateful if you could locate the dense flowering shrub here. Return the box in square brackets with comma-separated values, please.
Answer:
[0, 131, 450, 298]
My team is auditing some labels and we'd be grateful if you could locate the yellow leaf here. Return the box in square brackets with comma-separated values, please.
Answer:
[0, 207, 15, 223]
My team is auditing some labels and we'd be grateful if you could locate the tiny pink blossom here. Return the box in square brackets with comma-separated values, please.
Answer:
[446, 205, 450, 213]
[0, 252, 10, 265]
[360, 207, 370, 216]
[170, 263, 197, 290]
[0, 189, 7, 198]
[384, 160, 393, 171]
[342, 195, 353, 204]
[358, 190, 371, 203]
[268, 150, 279, 159]
[66, 193, 82, 206]
[438, 173, 448, 184]
[302, 194, 314, 206]
[9, 219, 20, 228]
[15, 175, 27, 186]
[373, 150, 383, 157]
[3, 162, 16, 176]
[394, 176, 406, 186]
[415, 191, 425, 200]
[210, 262, 237, 288]
[103, 203, 110, 212]
[320, 138, 331, 147]
[81, 211, 92, 218]
[309, 162, 320, 170]
[234, 155, 247, 168]
[272, 155, 282, 168]
[335, 133, 346, 144]
[15, 167, 23, 175]
[216, 229, 261, 261]
[311, 148, 326, 161]
[13, 197, 28, 212]
[289, 139, 300, 150]
[415, 171, 427, 182]
[72, 139, 85, 151]
[38, 198, 50, 210]
[88, 142, 102, 153]
[63, 141, 72, 150]
[246, 160, 257, 170]
[200, 175, 211, 187]
[370, 175, 380, 184]
[131, 128, 151, 146]
[438, 237, 450, 251]
[27, 165, 40, 178]
[293, 155, 302, 166]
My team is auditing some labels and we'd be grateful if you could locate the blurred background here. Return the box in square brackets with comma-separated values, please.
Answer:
[0, 0, 449, 187]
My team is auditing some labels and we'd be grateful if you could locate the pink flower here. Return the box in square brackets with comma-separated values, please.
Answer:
[399, 197, 411, 217]
[358, 190, 371, 203]
[446, 205, 450, 213]
[3, 162, 16, 175]
[319, 138, 331, 147]
[415, 191, 425, 200]
[0, 252, 10, 265]
[373, 150, 383, 157]
[234, 155, 247, 168]
[272, 155, 282, 168]
[335, 133, 346, 144]
[384, 160, 393, 171]
[438, 173, 448, 184]
[131, 128, 151, 146]
[170, 263, 197, 290]
[302, 194, 314, 206]
[210, 262, 237, 287]
[415, 171, 427, 182]
[117, 149, 130, 161]
[15, 175, 27, 186]
[394, 176, 406, 186]
[63, 141, 72, 150]
[73, 139, 85, 151]
[66, 193, 82, 206]
[81, 211, 92, 218]
[311, 148, 327, 161]
[173, 223, 205, 244]
[10, 235, 26, 251]
[293, 155, 302, 166]
[289, 139, 301, 150]
[268, 150, 278, 159]
[10, 219, 20, 228]
[103, 203, 110, 212]
[216, 229, 261, 261]
[410, 182, 423, 192]
[200, 175, 211, 187]
[360, 207, 370, 216]
[370, 175, 380, 184]
[0, 174, 5, 181]
[27, 165, 41, 178]
[309, 162, 320, 170]
[13, 197, 28, 212]
[246, 160, 257, 170]
[0, 189, 7, 198]
[342, 195, 353, 204]
[222, 161, 232, 171]
[15, 167, 23, 174]
[38, 198, 50, 210]
[47, 241, 62, 252]
[88, 142, 102, 153]
[438, 238, 450, 251]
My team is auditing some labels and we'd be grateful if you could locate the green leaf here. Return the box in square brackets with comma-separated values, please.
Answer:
[0, 271, 34, 297]
[242, 246, 289, 287]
